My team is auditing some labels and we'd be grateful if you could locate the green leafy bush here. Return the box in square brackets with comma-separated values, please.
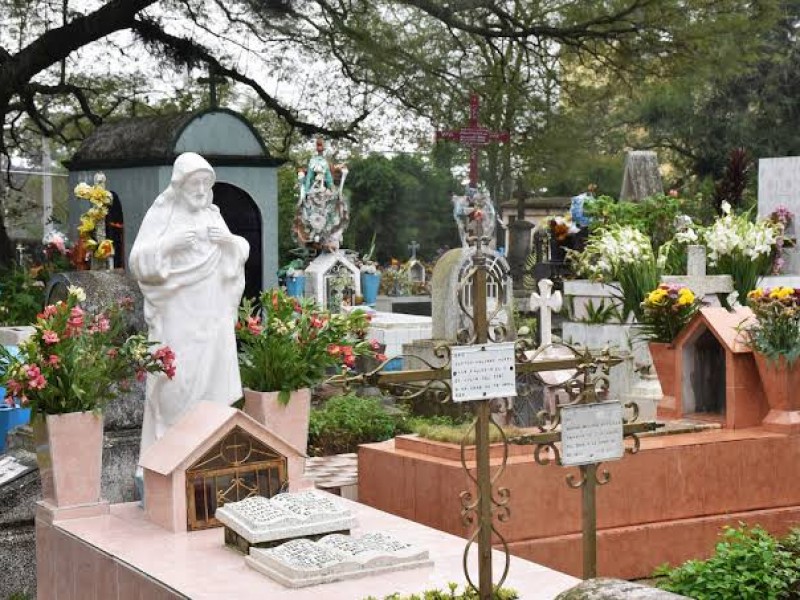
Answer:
[0, 267, 44, 326]
[308, 394, 407, 456]
[363, 582, 518, 599]
[655, 524, 800, 600]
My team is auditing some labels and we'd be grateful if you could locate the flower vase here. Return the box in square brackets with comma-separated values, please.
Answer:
[649, 342, 678, 414]
[361, 272, 381, 305]
[0, 404, 31, 453]
[242, 388, 311, 455]
[285, 275, 306, 298]
[753, 353, 800, 433]
[32, 411, 104, 507]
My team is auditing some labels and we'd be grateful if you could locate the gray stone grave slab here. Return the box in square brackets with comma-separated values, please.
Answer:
[246, 532, 432, 588]
[216, 490, 356, 553]
[620, 150, 663, 201]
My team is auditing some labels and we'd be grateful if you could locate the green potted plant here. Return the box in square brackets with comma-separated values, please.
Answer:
[742, 286, 800, 432]
[0, 286, 175, 507]
[236, 288, 384, 453]
[638, 283, 701, 399]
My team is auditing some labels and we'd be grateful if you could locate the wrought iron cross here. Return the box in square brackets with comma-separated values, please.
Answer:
[435, 93, 510, 188]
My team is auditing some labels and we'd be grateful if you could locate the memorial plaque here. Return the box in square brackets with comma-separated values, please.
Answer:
[0, 455, 32, 486]
[560, 401, 624, 467]
[451, 342, 517, 403]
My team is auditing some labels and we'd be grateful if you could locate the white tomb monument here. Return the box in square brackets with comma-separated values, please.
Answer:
[130, 152, 249, 462]
[758, 156, 800, 282]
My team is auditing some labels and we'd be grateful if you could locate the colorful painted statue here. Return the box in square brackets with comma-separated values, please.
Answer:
[293, 137, 349, 251]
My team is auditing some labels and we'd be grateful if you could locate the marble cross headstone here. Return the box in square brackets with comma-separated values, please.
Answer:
[408, 241, 419, 260]
[661, 245, 734, 306]
[529, 278, 562, 347]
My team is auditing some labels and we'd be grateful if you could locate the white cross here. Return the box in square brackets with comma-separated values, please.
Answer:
[662, 245, 734, 306]
[529, 278, 562, 347]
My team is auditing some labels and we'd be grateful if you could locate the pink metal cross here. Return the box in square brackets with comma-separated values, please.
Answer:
[435, 93, 510, 188]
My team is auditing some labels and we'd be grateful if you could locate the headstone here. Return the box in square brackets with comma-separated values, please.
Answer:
[246, 532, 433, 588]
[406, 242, 425, 285]
[216, 491, 356, 553]
[407, 260, 426, 286]
[431, 248, 513, 343]
[304, 251, 361, 311]
[530, 278, 562, 347]
[758, 156, 800, 274]
[661, 245, 734, 306]
[620, 151, 663, 201]
[526, 279, 575, 410]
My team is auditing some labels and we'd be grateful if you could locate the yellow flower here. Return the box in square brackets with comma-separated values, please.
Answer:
[89, 187, 112, 207]
[74, 182, 92, 199]
[677, 289, 695, 306]
[87, 207, 106, 221]
[647, 289, 667, 304]
[748, 288, 764, 300]
[83, 238, 98, 251]
[78, 215, 96, 236]
[678, 290, 694, 306]
[94, 239, 114, 260]
[771, 287, 793, 300]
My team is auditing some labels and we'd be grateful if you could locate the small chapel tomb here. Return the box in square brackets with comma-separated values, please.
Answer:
[215, 491, 356, 553]
[246, 532, 433, 588]
[669, 307, 769, 428]
[304, 251, 361, 311]
[138, 402, 311, 533]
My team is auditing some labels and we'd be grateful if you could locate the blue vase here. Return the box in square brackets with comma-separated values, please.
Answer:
[0, 402, 31, 453]
[361, 273, 381, 305]
[286, 275, 305, 298]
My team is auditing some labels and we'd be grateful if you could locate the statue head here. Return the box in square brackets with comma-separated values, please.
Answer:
[170, 152, 215, 212]
[315, 136, 325, 155]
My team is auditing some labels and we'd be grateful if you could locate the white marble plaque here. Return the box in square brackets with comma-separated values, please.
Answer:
[246, 532, 433, 588]
[215, 491, 356, 544]
[0, 455, 31, 486]
[450, 342, 517, 402]
[560, 401, 624, 467]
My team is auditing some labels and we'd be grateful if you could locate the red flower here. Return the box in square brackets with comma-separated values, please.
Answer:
[375, 353, 387, 362]
[246, 316, 262, 335]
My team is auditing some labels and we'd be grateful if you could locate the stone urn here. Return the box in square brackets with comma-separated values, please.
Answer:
[242, 388, 312, 454]
[32, 410, 104, 507]
[753, 353, 800, 433]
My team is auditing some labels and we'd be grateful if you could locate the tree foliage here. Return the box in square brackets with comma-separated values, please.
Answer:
[344, 154, 459, 263]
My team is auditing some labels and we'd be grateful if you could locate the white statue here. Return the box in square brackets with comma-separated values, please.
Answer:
[130, 152, 249, 460]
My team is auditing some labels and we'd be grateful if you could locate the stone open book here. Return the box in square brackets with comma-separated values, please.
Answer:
[215, 490, 357, 548]
[246, 532, 433, 588]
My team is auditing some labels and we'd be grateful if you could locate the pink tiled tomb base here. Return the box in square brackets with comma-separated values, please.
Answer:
[36, 495, 578, 600]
